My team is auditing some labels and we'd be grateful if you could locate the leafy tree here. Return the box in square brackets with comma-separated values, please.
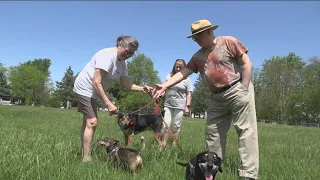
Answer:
[297, 56, 320, 122]
[111, 53, 161, 111]
[0, 63, 10, 95]
[190, 74, 210, 117]
[8, 64, 47, 105]
[22, 58, 52, 105]
[257, 52, 306, 122]
[128, 53, 161, 86]
[23, 58, 51, 77]
[54, 66, 76, 108]
[251, 67, 262, 92]
[43, 93, 61, 108]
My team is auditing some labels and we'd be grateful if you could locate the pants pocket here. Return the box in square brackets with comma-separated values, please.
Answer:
[239, 82, 249, 91]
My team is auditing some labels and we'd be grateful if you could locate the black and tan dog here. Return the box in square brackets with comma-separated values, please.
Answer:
[117, 111, 165, 150]
[177, 151, 223, 180]
[97, 136, 145, 173]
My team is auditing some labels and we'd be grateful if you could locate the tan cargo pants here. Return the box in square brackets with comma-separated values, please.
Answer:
[206, 81, 259, 179]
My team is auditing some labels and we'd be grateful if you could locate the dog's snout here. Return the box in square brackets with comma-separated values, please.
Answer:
[97, 139, 109, 147]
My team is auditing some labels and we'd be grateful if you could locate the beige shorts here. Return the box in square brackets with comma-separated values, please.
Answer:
[163, 107, 184, 132]
[76, 94, 97, 118]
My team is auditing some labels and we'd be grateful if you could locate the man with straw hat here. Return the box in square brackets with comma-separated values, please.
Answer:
[153, 19, 259, 180]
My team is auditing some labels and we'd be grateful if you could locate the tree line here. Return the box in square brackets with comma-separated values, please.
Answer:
[0, 53, 162, 112]
[1, 52, 319, 123]
[191, 52, 320, 123]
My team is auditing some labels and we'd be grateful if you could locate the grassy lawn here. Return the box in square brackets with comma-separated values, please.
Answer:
[0, 105, 319, 180]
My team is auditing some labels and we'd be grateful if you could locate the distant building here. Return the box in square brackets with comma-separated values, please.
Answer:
[0, 92, 11, 105]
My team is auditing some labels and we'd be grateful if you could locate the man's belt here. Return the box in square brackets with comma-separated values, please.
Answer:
[212, 80, 241, 94]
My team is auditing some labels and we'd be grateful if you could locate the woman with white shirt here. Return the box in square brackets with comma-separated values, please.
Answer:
[73, 35, 153, 162]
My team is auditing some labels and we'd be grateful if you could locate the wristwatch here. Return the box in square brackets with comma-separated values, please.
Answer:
[186, 105, 190, 108]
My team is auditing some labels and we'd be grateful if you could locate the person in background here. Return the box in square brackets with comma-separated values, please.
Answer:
[73, 35, 153, 162]
[161, 59, 193, 147]
[153, 19, 259, 180]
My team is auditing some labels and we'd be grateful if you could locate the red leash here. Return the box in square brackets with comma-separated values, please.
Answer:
[130, 101, 155, 114]
[153, 99, 160, 114]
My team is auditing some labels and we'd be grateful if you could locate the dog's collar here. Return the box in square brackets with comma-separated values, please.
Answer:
[106, 146, 119, 153]
[111, 147, 119, 154]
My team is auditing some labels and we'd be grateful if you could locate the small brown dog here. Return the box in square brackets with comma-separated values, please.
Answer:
[97, 136, 145, 173]
[117, 111, 166, 150]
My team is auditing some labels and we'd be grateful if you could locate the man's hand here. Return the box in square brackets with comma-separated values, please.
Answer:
[120, 76, 155, 94]
[184, 106, 190, 116]
[152, 84, 166, 99]
[238, 53, 252, 89]
[152, 68, 193, 99]
[184, 106, 190, 114]
[106, 102, 118, 114]
[142, 85, 153, 93]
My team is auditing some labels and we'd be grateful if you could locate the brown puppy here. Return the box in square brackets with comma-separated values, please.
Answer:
[97, 136, 145, 173]
[117, 111, 165, 150]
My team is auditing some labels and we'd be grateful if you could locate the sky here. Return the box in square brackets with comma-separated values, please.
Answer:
[0, 1, 319, 86]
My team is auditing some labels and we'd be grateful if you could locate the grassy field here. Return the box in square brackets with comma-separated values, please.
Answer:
[0, 105, 319, 180]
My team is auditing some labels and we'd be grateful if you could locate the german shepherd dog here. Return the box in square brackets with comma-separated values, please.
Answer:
[176, 151, 223, 180]
[117, 110, 166, 150]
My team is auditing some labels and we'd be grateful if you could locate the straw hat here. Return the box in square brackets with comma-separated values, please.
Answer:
[186, 19, 219, 38]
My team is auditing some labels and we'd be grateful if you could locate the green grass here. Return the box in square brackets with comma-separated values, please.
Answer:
[0, 105, 319, 180]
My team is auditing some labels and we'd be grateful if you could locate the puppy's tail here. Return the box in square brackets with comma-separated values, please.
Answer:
[160, 121, 166, 135]
[176, 161, 189, 167]
[137, 136, 145, 156]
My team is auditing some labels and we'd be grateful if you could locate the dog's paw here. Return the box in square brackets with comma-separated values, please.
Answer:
[81, 157, 92, 163]
[158, 147, 163, 152]
[158, 145, 165, 152]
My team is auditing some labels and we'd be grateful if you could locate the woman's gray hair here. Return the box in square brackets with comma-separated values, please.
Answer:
[116, 35, 139, 50]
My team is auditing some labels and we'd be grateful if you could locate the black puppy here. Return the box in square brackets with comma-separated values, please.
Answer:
[177, 151, 222, 180]
[117, 111, 165, 150]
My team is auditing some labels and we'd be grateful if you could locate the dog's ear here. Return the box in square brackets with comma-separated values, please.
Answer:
[129, 113, 137, 120]
[112, 139, 120, 144]
[197, 152, 208, 163]
[117, 113, 124, 119]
